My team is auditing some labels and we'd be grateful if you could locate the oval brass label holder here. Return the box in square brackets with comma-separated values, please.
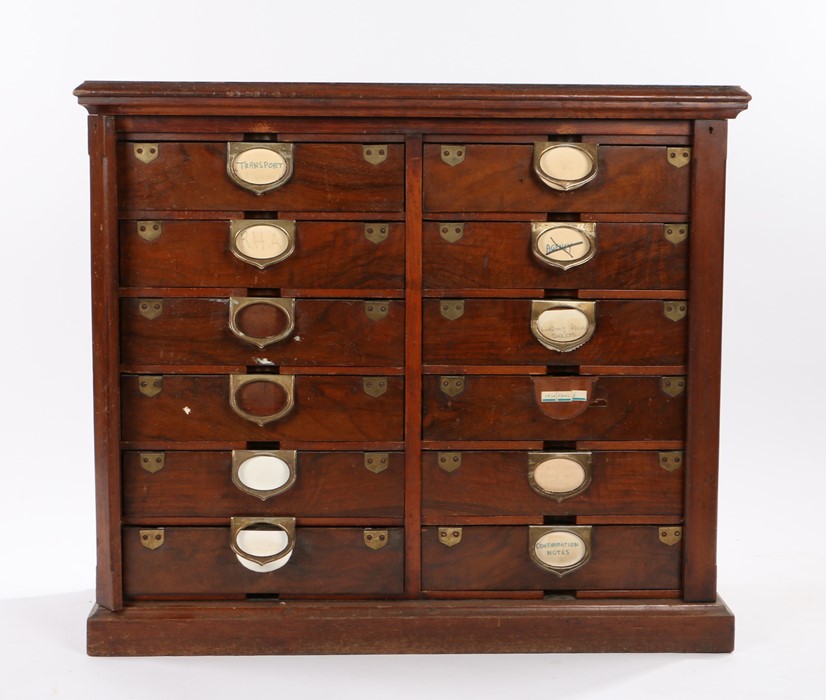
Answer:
[533, 142, 598, 191]
[527, 452, 592, 502]
[228, 297, 296, 348]
[226, 142, 294, 194]
[530, 300, 596, 353]
[229, 374, 295, 426]
[528, 525, 592, 577]
[230, 516, 296, 573]
[531, 222, 596, 270]
[231, 450, 298, 500]
[229, 220, 296, 269]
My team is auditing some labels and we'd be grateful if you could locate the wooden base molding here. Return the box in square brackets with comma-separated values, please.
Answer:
[88, 598, 734, 656]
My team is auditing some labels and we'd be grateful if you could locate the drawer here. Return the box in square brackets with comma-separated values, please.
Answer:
[423, 299, 685, 366]
[120, 220, 405, 290]
[422, 525, 681, 591]
[119, 142, 404, 212]
[423, 144, 689, 213]
[422, 451, 683, 518]
[423, 221, 687, 290]
[124, 450, 404, 518]
[121, 374, 403, 442]
[423, 375, 684, 441]
[121, 298, 404, 366]
[124, 525, 404, 597]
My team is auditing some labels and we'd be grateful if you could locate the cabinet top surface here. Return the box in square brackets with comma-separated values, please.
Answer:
[74, 81, 750, 119]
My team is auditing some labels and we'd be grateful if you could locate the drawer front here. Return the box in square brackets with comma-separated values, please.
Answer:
[121, 374, 404, 442]
[423, 299, 685, 366]
[423, 144, 689, 213]
[121, 298, 404, 366]
[124, 526, 404, 597]
[124, 451, 404, 518]
[423, 222, 687, 290]
[422, 451, 683, 518]
[119, 142, 404, 212]
[423, 375, 684, 441]
[422, 526, 680, 591]
[120, 220, 405, 290]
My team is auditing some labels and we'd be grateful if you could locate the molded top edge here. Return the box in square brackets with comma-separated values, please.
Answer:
[74, 81, 751, 119]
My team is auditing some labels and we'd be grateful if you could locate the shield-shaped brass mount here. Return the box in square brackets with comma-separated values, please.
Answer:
[138, 376, 163, 397]
[659, 451, 684, 472]
[437, 452, 462, 473]
[364, 452, 389, 473]
[363, 377, 388, 398]
[136, 220, 163, 241]
[659, 527, 683, 546]
[438, 527, 463, 547]
[364, 223, 389, 244]
[663, 301, 688, 322]
[439, 223, 464, 243]
[362, 145, 388, 165]
[664, 224, 689, 245]
[667, 147, 691, 168]
[440, 376, 466, 397]
[440, 300, 465, 320]
[133, 143, 158, 164]
[440, 145, 466, 166]
[140, 529, 164, 550]
[364, 302, 390, 321]
[139, 452, 165, 473]
[661, 376, 686, 397]
[364, 529, 389, 550]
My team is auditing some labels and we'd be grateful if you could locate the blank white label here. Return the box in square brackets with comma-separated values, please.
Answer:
[539, 145, 593, 182]
[532, 458, 587, 495]
[533, 530, 587, 569]
[235, 224, 291, 260]
[237, 454, 292, 492]
[232, 148, 289, 185]
[235, 529, 291, 573]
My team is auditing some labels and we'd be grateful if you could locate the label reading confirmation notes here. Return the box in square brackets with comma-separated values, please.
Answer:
[541, 390, 588, 403]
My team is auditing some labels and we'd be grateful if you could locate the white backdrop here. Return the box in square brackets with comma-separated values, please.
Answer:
[1, 1, 824, 698]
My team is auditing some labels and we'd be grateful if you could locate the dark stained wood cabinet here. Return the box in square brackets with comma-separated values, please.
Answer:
[76, 82, 749, 655]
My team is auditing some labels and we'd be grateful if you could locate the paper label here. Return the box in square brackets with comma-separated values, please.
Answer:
[541, 390, 588, 403]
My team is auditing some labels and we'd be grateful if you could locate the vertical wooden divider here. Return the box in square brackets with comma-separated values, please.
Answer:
[89, 115, 123, 610]
[404, 134, 424, 596]
[684, 119, 727, 602]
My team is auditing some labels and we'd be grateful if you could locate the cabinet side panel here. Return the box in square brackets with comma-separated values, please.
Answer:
[89, 115, 123, 610]
[684, 120, 728, 601]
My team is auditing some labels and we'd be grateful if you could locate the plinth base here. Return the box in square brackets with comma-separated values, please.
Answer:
[88, 597, 734, 655]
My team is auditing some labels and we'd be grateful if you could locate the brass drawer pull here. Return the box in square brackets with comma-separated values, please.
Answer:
[226, 142, 294, 194]
[527, 452, 592, 501]
[228, 297, 296, 348]
[231, 450, 298, 500]
[230, 516, 296, 572]
[533, 142, 598, 191]
[530, 300, 596, 353]
[229, 374, 295, 426]
[528, 525, 592, 577]
[229, 219, 296, 268]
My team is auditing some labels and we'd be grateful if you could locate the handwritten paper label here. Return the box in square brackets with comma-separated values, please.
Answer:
[536, 226, 591, 264]
[535, 308, 590, 343]
[541, 390, 588, 403]
[232, 147, 289, 186]
[235, 224, 291, 260]
[533, 530, 587, 570]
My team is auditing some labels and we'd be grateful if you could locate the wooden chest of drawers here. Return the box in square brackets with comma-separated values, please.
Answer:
[76, 82, 749, 655]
